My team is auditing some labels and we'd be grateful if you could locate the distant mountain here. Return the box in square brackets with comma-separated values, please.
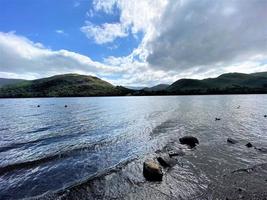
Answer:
[144, 84, 170, 92]
[124, 86, 145, 90]
[0, 74, 132, 97]
[167, 72, 267, 94]
[0, 78, 26, 87]
[1, 72, 267, 98]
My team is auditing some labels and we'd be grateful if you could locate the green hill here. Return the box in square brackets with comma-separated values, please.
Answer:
[0, 74, 132, 97]
[1, 72, 267, 97]
[167, 72, 267, 94]
[0, 78, 26, 87]
[143, 84, 170, 92]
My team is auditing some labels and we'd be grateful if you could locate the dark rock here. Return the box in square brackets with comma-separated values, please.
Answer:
[143, 160, 163, 181]
[179, 136, 199, 148]
[264, 115, 267, 118]
[245, 142, 253, 148]
[168, 150, 185, 157]
[256, 147, 267, 153]
[227, 138, 238, 144]
[65, 105, 68, 108]
[37, 105, 40, 107]
[157, 155, 176, 168]
[215, 118, 221, 121]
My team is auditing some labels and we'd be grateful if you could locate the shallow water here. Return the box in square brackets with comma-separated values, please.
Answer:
[0, 95, 267, 199]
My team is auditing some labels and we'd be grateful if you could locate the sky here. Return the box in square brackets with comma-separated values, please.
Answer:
[0, 0, 267, 86]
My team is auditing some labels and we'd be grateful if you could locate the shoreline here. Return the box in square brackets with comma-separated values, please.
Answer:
[1, 93, 267, 99]
[36, 138, 267, 200]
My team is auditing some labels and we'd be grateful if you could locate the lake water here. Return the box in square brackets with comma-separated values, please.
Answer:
[0, 95, 267, 199]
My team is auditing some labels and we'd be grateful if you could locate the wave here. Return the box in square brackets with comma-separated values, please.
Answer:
[0, 138, 110, 176]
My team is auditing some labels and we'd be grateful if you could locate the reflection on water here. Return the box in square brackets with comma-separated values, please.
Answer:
[0, 95, 267, 199]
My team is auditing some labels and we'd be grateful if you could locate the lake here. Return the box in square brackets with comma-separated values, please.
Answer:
[0, 95, 267, 199]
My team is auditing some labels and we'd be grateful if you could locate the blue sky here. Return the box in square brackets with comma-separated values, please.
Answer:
[0, 0, 140, 61]
[0, 0, 267, 86]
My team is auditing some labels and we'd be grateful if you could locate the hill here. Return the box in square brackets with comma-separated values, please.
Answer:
[143, 84, 169, 92]
[0, 74, 132, 97]
[167, 72, 267, 94]
[1, 72, 267, 97]
[0, 78, 26, 87]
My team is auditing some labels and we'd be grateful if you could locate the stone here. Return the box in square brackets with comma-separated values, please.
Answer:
[227, 138, 238, 144]
[245, 142, 253, 148]
[157, 155, 176, 168]
[256, 147, 267, 153]
[143, 160, 163, 181]
[168, 150, 185, 157]
[179, 136, 199, 148]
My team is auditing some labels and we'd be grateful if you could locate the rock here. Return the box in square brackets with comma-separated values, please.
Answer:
[168, 150, 185, 157]
[264, 115, 267, 118]
[245, 142, 253, 148]
[215, 118, 221, 121]
[157, 155, 176, 168]
[227, 138, 238, 144]
[37, 105, 40, 107]
[65, 105, 68, 108]
[179, 136, 199, 148]
[256, 147, 267, 153]
[143, 160, 163, 181]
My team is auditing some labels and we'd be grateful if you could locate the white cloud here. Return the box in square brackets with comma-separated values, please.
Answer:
[0, 32, 123, 79]
[55, 30, 68, 36]
[81, 22, 128, 44]
[0, 32, 175, 86]
[82, 0, 167, 44]
[55, 30, 64, 34]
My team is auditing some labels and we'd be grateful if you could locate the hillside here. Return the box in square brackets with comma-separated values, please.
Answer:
[0, 78, 26, 87]
[1, 72, 267, 97]
[0, 74, 132, 97]
[143, 84, 169, 92]
[167, 72, 267, 94]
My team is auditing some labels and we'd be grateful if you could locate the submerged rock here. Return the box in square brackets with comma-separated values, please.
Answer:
[179, 136, 199, 148]
[256, 147, 267, 153]
[168, 150, 185, 157]
[157, 155, 176, 168]
[227, 138, 238, 144]
[143, 160, 163, 181]
[245, 142, 253, 148]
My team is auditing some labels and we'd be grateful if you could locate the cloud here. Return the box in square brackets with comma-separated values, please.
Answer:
[0, 32, 174, 86]
[84, 0, 267, 82]
[82, 0, 167, 44]
[146, 0, 267, 72]
[81, 22, 128, 44]
[0, 32, 122, 79]
[55, 30, 68, 36]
